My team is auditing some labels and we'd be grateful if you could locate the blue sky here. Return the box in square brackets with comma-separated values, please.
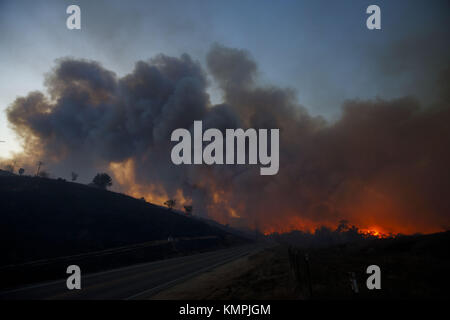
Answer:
[1, 0, 448, 158]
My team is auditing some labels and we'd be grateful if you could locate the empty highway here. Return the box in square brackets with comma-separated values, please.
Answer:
[0, 244, 257, 300]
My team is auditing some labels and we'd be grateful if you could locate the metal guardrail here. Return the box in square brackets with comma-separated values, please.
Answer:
[0, 236, 220, 271]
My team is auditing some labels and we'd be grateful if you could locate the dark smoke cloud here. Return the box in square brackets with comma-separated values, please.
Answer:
[374, 30, 450, 105]
[6, 44, 450, 234]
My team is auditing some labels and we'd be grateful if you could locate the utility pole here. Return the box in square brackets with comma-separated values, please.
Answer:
[36, 161, 43, 176]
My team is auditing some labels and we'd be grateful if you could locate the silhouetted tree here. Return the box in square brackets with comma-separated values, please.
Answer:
[336, 219, 349, 232]
[71, 172, 78, 181]
[164, 199, 176, 210]
[92, 173, 112, 189]
[183, 205, 193, 216]
[4, 164, 14, 173]
[18, 168, 25, 176]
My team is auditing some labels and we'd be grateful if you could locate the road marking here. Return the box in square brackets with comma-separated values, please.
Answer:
[46, 249, 245, 299]
[0, 245, 254, 297]
[125, 248, 252, 300]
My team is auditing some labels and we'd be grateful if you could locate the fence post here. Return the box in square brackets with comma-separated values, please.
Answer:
[349, 272, 359, 294]
[304, 253, 313, 298]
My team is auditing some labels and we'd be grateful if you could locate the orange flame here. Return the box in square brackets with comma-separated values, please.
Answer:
[359, 227, 390, 238]
[108, 159, 445, 236]
[109, 159, 191, 208]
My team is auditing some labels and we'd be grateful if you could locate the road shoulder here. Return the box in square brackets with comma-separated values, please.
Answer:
[151, 245, 295, 300]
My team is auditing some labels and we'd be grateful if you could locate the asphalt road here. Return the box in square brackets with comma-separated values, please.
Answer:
[0, 244, 257, 300]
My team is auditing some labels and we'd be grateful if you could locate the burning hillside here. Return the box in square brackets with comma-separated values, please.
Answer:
[4, 45, 450, 235]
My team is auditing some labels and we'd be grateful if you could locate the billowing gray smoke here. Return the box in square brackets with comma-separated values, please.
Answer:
[6, 44, 450, 234]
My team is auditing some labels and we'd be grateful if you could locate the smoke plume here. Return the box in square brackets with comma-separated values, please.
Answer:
[6, 44, 450, 234]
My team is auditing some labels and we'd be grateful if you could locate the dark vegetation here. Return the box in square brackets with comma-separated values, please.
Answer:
[264, 222, 450, 298]
[91, 172, 112, 189]
[164, 199, 176, 210]
[268, 220, 392, 248]
[293, 231, 450, 299]
[276, 231, 450, 299]
[0, 175, 249, 288]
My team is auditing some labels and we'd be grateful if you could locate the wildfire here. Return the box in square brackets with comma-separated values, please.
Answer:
[109, 158, 191, 208]
[108, 158, 443, 237]
[359, 227, 390, 239]
[263, 225, 391, 238]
